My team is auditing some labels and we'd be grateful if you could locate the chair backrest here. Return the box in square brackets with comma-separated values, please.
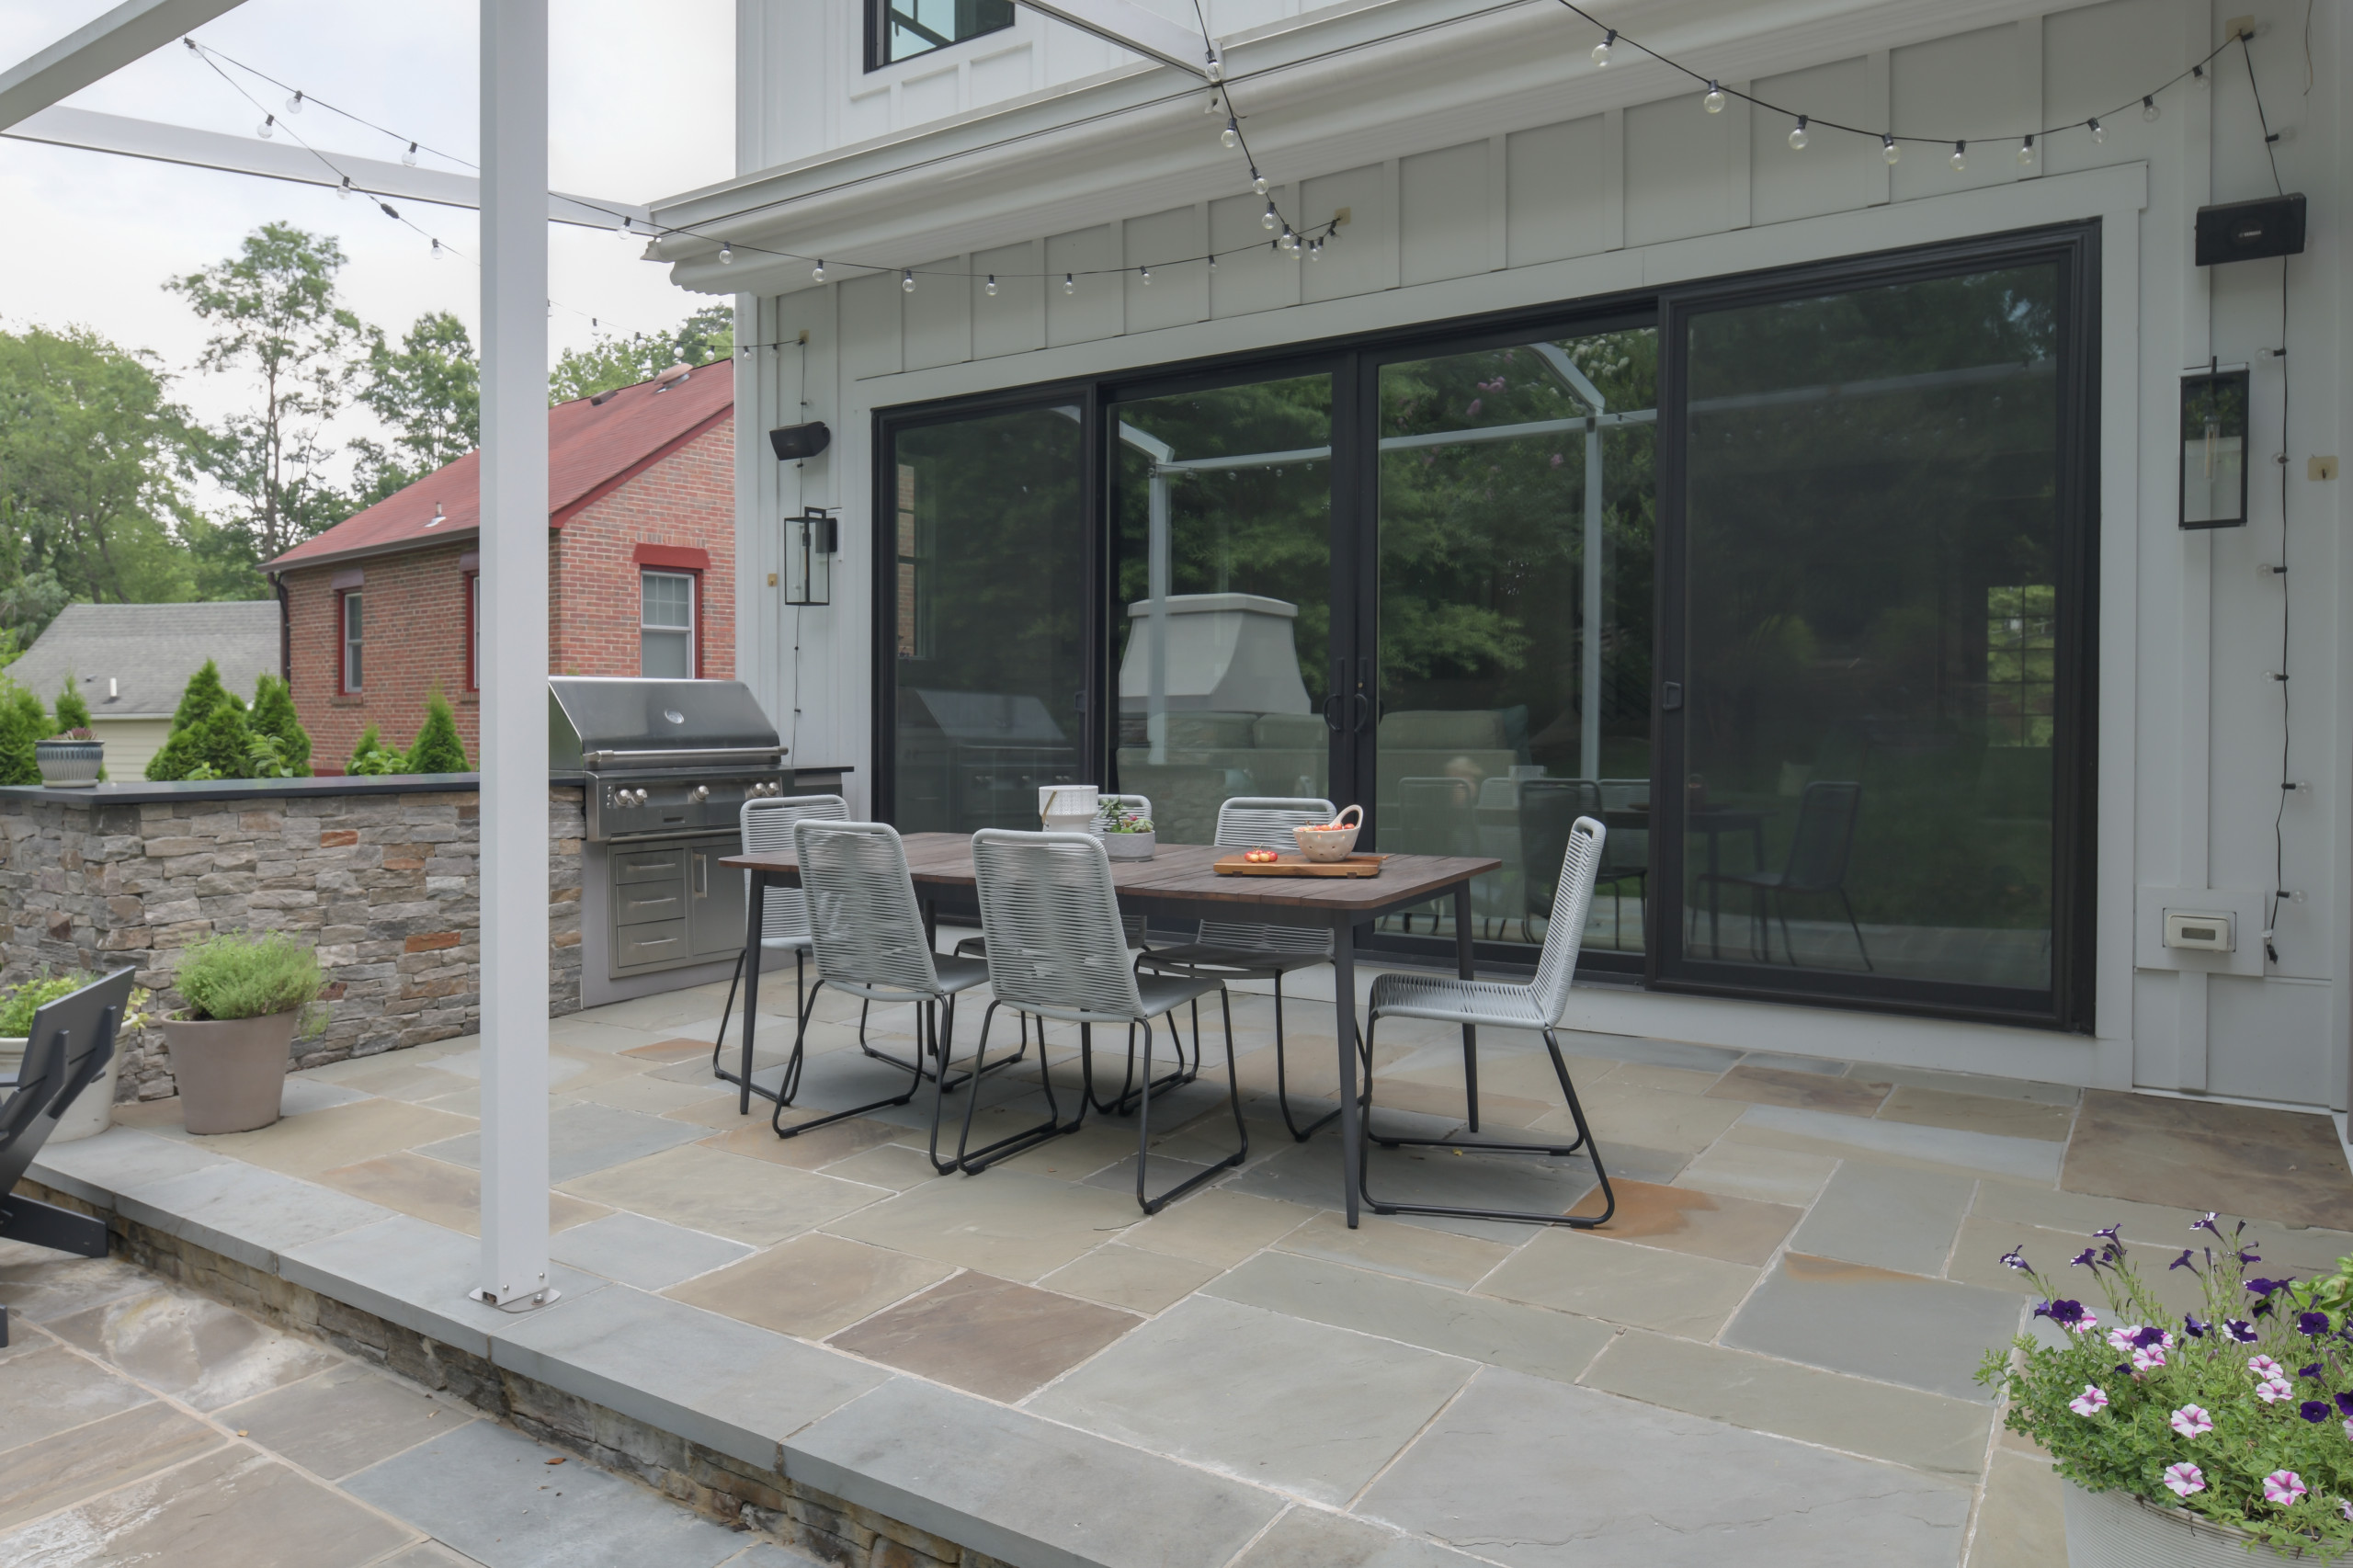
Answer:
[791, 820, 943, 1003]
[1781, 780, 1863, 892]
[1198, 797, 1337, 959]
[972, 830, 1143, 1025]
[1517, 780, 1597, 917]
[743, 793, 847, 943]
[1529, 818, 1606, 1023]
[0, 968, 136, 1191]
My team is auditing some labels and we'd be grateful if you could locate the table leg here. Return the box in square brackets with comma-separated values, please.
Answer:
[1454, 883, 1478, 1134]
[738, 874, 764, 1116]
[1333, 915, 1361, 1229]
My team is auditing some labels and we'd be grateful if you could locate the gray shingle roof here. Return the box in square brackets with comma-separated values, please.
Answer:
[8, 602, 279, 720]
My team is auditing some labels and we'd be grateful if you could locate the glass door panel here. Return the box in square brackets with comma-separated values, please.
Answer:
[1110, 375, 1334, 845]
[888, 404, 1088, 835]
[1674, 264, 2063, 994]
[1372, 330, 1658, 956]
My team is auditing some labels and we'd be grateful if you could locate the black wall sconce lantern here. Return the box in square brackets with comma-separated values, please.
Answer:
[784, 507, 838, 605]
[2179, 366, 2249, 529]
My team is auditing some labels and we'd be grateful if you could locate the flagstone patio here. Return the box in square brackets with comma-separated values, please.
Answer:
[19, 960, 2353, 1568]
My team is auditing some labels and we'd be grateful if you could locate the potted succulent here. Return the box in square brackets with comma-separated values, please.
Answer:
[0, 971, 152, 1142]
[1979, 1216, 2353, 1564]
[159, 930, 325, 1134]
[1098, 803, 1156, 860]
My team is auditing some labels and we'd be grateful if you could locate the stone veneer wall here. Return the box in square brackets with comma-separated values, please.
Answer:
[0, 782, 584, 1102]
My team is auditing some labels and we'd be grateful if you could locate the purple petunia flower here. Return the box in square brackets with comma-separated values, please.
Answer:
[2251, 1355, 2286, 1378]
[2170, 1404, 2213, 1437]
[2301, 1364, 2325, 1381]
[2094, 1224, 2120, 1241]
[2070, 1249, 2099, 1270]
[2336, 1392, 2353, 1418]
[2132, 1346, 2168, 1373]
[2265, 1471, 2307, 1506]
[2229, 1320, 2262, 1343]
[2194, 1211, 2221, 1235]
[2300, 1312, 2332, 1338]
[2240, 1250, 2262, 1266]
[2000, 1247, 2029, 1272]
[2303, 1402, 2333, 1424]
[2164, 1461, 2206, 1497]
[2183, 1314, 2209, 1339]
[2258, 1377, 2295, 1404]
[2040, 1299, 2086, 1327]
[2169, 1249, 2198, 1272]
[2069, 1385, 2109, 1417]
[2248, 1277, 2294, 1298]
[2131, 1326, 2172, 1350]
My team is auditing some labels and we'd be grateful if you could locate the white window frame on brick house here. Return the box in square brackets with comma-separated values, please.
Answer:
[640, 568, 696, 678]
[338, 589, 364, 693]
[464, 570, 480, 691]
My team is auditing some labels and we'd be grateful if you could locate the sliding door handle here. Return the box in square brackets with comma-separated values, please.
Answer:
[1349, 692, 1371, 733]
[1660, 681, 1683, 713]
[1323, 692, 1345, 733]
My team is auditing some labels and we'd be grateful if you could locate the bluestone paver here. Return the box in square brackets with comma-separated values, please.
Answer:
[1722, 1252, 2023, 1400]
[1231, 1506, 1488, 1568]
[114, 1159, 395, 1272]
[2, 1444, 415, 1566]
[419, 1100, 706, 1181]
[1731, 1103, 2063, 1181]
[281, 1215, 608, 1359]
[550, 1210, 755, 1291]
[1785, 1163, 1975, 1276]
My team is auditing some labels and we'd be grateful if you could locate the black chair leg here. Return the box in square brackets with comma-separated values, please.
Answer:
[1135, 992, 1246, 1214]
[1358, 1017, 1614, 1228]
[1839, 889, 1874, 971]
[954, 1003, 1083, 1174]
[772, 980, 923, 1141]
[714, 948, 806, 1096]
[1269, 971, 1352, 1142]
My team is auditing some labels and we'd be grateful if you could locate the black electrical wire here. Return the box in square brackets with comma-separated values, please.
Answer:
[2238, 35, 2290, 963]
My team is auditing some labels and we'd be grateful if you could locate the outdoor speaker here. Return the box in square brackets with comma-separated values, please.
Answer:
[768, 421, 832, 460]
[2196, 194, 2305, 267]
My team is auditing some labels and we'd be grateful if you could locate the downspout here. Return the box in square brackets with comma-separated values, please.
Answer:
[270, 570, 290, 681]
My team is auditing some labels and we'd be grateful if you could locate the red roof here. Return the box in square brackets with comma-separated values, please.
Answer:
[265, 361, 733, 573]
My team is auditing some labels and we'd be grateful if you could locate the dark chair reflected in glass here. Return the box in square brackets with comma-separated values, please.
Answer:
[1518, 780, 1594, 944]
[1696, 779, 1871, 971]
[1392, 777, 1477, 934]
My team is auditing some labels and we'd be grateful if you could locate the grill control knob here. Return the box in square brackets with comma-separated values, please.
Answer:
[631, 788, 649, 805]
[689, 785, 710, 803]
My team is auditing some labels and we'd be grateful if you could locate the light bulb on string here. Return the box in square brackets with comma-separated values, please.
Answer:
[1139, 267, 1152, 285]
[1949, 140, 1967, 171]
[403, 142, 418, 166]
[1279, 227, 1299, 255]
[1062, 273, 1075, 295]
[720, 243, 734, 265]
[2142, 95, 2160, 122]
[1262, 202, 1279, 231]
[985, 275, 998, 297]
[1881, 135, 1900, 165]
[2016, 133, 2035, 166]
[1703, 81, 1724, 114]
[256, 114, 275, 139]
[1787, 116, 1809, 151]
[431, 238, 443, 261]
[1250, 168, 1267, 196]
[901, 269, 915, 293]
[284, 91, 304, 115]
[2088, 117, 2104, 144]
[1209, 253, 1219, 271]
[813, 260, 826, 282]
[1308, 239, 1323, 261]
[1221, 118, 1240, 150]
[337, 176, 352, 199]
[1590, 28, 1614, 66]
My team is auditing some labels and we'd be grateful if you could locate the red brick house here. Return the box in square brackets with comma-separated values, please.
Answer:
[267, 362, 733, 767]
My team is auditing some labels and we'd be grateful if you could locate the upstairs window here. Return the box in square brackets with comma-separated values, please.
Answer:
[339, 591, 364, 693]
[867, 0, 1014, 70]
[641, 569, 696, 678]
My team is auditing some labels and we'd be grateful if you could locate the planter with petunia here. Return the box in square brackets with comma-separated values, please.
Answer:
[1978, 1214, 2353, 1562]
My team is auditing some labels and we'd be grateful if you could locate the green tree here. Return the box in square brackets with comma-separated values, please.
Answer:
[0, 326, 201, 629]
[246, 674, 311, 776]
[181, 699, 255, 779]
[350, 311, 479, 506]
[404, 689, 468, 773]
[168, 659, 228, 731]
[165, 224, 364, 573]
[0, 679, 38, 785]
[347, 722, 404, 776]
[54, 676, 92, 733]
[147, 659, 235, 780]
[547, 305, 733, 404]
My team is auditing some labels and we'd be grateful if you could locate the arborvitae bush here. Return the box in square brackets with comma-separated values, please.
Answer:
[53, 677, 92, 733]
[0, 681, 40, 786]
[246, 675, 312, 776]
[347, 723, 404, 776]
[404, 689, 469, 774]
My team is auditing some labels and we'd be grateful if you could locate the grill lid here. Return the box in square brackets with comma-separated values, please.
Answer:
[548, 677, 783, 772]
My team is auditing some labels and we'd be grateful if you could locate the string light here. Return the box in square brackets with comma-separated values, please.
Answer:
[2089, 117, 2104, 143]
[1702, 81, 1724, 114]
[2142, 95, 2161, 122]
[1250, 167, 1267, 195]
[431, 237, 443, 261]
[1279, 226, 1299, 254]
[1262, 201, 1279, 231]
[1308, 238, 1323, 260]
[1787, 116, 1809, 151]
[284, 90, 303, 115]
[401, 141, 417, 166]
[1949, 140, 1967, 171]
[1590, 28, 1615, 66]
[812, 260, 826, 282]
[985, 275, 998, 296]
[1220, 117, 1240, 149]
[336, 175, 352, 199]
[1881, 135, 1900, 165]
[1139, 267, 1152, 285]
[901, 268, 915, 292]
[720, 242, 733, 265]
[2017, 133, 2035, 166]
[256, 113, 274, 139]
[1063, 273, 1075, 294]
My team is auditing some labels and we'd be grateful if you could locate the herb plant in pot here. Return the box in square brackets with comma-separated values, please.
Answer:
[1978, 1216, 2353, 1565]
[1098, 803, 1156, 860]
[161, 931, 324, 1134]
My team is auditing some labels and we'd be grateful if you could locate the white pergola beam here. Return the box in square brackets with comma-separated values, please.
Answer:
[0, 0, 248, 131]
[6, 106, 648, 231]
[474, 0, 553, 1312]
[1015, 0, 1217, 78]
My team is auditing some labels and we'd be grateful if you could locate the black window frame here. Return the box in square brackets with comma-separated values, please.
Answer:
[865, 0, 1017, 73]
[868, 221, 2099, 1032]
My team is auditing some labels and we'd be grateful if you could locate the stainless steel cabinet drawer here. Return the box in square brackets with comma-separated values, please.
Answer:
[615, 881, 686, 926]
[615, 919, 688, 970]
[614, 846, 687, 884]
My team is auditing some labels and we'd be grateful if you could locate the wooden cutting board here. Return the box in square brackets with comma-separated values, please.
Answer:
[1212, 853, 1386, 878]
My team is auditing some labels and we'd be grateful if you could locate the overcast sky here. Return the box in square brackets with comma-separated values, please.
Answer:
[0, 0, 734, 448]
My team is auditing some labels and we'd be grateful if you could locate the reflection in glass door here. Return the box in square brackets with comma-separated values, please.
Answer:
[1371, 330, 1658, 958]
[1671, 262, 2068, 1001]
[1110, 375, 1334, 845]
[887, 404, 1089, 835]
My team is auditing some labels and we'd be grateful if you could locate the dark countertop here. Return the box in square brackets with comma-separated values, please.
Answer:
[0, 765, 853, 809]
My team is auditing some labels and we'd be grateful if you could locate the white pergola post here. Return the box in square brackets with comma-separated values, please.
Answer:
[475, 0, 553, 1310]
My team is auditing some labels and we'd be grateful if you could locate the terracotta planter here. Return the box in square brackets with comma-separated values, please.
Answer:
[162, 1011, 300, 1134]
[0, 1033, 122, 1142]
[35, 738, 103, 787]
[2063, 1481, 2307, 1566]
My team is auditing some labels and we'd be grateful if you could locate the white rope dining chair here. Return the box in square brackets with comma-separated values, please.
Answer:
[1357, 813, 1616, 1228]
[961, 829, 1247, 1212]
[711, 792, 845, 1096]
[1134, 796, 1364, 1137]
[779, 820, 993, 1154]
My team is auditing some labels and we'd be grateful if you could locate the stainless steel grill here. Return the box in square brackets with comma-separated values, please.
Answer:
[550, 677, 788, 842]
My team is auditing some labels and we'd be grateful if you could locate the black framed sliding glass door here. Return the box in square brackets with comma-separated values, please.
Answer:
[1654, 232, 2096, 1026]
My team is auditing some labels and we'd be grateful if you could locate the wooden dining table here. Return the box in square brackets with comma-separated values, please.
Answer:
[720, 834, 1501, 1226]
